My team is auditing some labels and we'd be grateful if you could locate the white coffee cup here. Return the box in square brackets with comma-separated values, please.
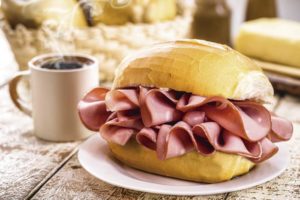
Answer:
[8, 53, 99, 141]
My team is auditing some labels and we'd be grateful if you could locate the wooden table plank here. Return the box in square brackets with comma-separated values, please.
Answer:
[275, 95, 300, 123]
[0, 87, 79, 200]
[264, 94, 281, 111]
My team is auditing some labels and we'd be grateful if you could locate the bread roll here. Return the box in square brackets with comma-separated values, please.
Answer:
[113, 39, 273, 102]
[109, 139, 255, 183]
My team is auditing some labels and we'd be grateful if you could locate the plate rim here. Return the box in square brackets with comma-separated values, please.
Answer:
[78, 134, 289, 196]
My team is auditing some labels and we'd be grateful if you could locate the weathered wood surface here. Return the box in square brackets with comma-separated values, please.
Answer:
[276, 95, 300, 123]
[31, 154, 225, 200]
[0, 87, 80, 200]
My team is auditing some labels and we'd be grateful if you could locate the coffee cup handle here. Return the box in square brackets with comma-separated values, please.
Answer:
[8, 70, 32, 116]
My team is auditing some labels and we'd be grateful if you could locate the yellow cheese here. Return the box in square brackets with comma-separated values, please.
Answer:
[235, 18, 300, 68]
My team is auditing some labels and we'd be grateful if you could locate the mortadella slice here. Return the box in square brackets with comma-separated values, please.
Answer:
[78, 88, 111, 131]
[78, 86, 293, 163]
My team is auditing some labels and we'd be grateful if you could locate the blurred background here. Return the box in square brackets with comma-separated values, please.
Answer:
[0, 0, 300, 95]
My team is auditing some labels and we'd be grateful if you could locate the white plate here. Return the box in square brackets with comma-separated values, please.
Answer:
[78, 134, 289, 196]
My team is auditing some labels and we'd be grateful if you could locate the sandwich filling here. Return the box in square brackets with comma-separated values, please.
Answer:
[78, 86, 293, 163]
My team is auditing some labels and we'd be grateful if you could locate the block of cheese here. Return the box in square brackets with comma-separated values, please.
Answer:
[235, 18, 300, 68]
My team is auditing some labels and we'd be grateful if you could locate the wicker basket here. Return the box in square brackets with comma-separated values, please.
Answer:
[1, 4, 192, 82]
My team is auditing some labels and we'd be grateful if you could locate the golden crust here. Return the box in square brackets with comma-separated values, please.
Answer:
[109, 139, 255, 183]
[113, 39, 273, 102]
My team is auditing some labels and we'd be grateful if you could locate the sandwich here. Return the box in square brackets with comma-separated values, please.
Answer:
[78, 39, 293, 183]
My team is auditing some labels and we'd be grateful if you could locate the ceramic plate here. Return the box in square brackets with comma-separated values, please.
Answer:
[78, 134, 289, 196]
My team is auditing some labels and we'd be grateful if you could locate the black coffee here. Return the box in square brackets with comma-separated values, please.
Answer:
[41, 60, 83, 70]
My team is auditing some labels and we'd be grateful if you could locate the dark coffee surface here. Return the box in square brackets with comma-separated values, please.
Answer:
[41, 61, 83, 70]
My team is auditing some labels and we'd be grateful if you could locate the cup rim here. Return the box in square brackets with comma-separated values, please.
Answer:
[29, 53, 98, 73]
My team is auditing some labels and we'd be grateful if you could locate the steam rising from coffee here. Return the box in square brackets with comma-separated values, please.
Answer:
[41, 2, 83, 62]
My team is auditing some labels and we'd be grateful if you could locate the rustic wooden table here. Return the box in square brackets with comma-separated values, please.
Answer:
[0, 84, 299, 200]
